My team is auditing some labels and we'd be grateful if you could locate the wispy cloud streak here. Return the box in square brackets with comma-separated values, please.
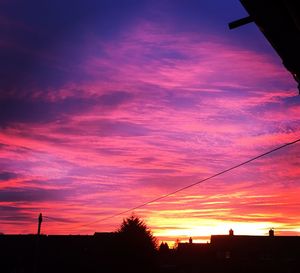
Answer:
[0, 1, 300, 242]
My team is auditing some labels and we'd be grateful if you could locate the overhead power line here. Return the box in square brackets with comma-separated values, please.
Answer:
[76, 137, 300, 228]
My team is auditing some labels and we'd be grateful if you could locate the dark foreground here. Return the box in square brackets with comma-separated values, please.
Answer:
[1, 232, 300, 273]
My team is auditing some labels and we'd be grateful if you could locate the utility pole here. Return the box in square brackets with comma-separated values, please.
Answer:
[37, 213, 42, 235]
[34, 213, 42, 273]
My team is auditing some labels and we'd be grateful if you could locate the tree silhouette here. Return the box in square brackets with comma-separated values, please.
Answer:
[117, 215, 157, 272]
[159, 242, 169, 252]
[117, 215, 157, 250]
[174, 238, 181, 250]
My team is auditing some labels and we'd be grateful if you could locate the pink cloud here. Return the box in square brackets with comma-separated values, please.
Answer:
[1, 20, 300, 242]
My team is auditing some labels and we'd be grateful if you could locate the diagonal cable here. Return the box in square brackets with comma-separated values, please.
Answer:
[75, 137, 300, 228]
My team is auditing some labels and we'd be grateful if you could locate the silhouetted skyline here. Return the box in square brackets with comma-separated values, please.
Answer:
[2, 227, 300, 273]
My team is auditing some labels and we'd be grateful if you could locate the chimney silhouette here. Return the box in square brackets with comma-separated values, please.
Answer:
[269, 228, 274, 237]
[229, 229, 234, 236]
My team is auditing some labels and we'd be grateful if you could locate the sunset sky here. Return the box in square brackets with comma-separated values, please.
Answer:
[1, 0, 300, 245]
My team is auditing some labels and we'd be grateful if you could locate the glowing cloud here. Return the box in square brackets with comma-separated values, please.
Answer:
[0, 1, 300, 243]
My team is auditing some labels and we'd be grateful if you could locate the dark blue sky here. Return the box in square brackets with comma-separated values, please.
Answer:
[0, 0, 269, 95]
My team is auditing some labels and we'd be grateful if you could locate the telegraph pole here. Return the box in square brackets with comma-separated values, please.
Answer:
[34, 213, 43, 273]
[37, 213, 42, 235]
